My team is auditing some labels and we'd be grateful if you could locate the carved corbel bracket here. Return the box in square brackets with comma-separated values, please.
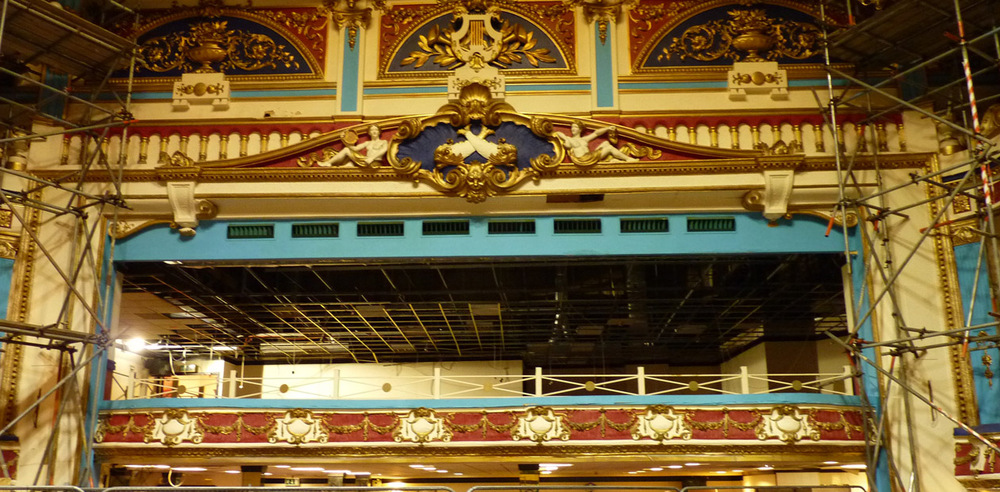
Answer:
[572, 0, 638, 45]
[743, 189, 859, 228]
[326, 0, 374, 49]
[759, 169, 795, 222]
[166, 181, 218, 237]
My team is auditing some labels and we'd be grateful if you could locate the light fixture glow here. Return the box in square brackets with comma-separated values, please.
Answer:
[757, 465, 774, 471]
[842, 464, 867, 470]
[647, 467, 663, 471]
[436, 470, 448, 473]
[823, 461, 838, 465]
[409, 465, 426, 469]
[714, 471, 727, 474]
[540, 471, 552, 475]
[325, 470, 351, 474]
[274, 465, 291, 469]
[684, 463, 701, 467]
[263, 473, 272, 476]
[171, 467, 207, 472]
[124, 338, 146, 352]
[224, 470, 240, 475]
[667, 465, 683, 469]
[290, 467, 325, 472]
[453, 473, 463, 476]
[386, 482, 407, 488]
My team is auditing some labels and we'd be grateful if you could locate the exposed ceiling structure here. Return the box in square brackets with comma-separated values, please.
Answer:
[118, 254, 848, 368]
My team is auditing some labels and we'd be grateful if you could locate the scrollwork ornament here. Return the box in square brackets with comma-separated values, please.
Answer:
[149, 409, 203, 446]
[137, 20, 300, 74]
[632, 405, 692, 442]
[269, 409, 329, 445]
[659, 9, 822, 63]
[393, 407, 453, 443]
[512, 406, 570, 443]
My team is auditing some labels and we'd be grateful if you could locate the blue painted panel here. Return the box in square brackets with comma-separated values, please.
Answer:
[101, 393, 861, 411]
[115, 214, 850, 262]
[848, 231, 889, 492]
[234, 89, 337, 98]
[955, 242, 1000, 424]
[340, 30, 360, 113]
[594, 23, 614, 108]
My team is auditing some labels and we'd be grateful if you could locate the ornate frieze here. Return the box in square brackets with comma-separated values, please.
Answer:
[95, 404, 863, 447]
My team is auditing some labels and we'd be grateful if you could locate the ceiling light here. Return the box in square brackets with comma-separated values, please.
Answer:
[386, 482, 407, 488]
[453, 473, 463, 476]
[541, 471, 552, 475]
[731, 470, 743, 473]
[539, 463, 571, 467]
[685, 463, 701, 467]
[353, 472, 371, 476]
[290, 467, 324, 472]
[667, 465, 683, 469]
[153, 465, 170, 469]
[124, 338, 146, 352]
[628, 472, 638, 475]
[263, 473, 272, 476]
[274, 465, 291, 469]
[224, 471, 240, 475]
[823, 461, 838, 465]
[757, 465, 774, 471]
[648, 467, 663, 471]
[714, 471, 727, 474]
[842, 464, 867, 470]
[409, 465, 426, 469]
[171, 467, 206, 472]
[436, 470, 448, 473]
[325, 470, 351, 474]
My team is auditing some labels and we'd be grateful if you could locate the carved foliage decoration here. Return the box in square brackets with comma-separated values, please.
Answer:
[512, 407, 570, 443]
[636, 2, 832, 70]
[120, 2, 324, 79]
[148, 409, 203, 446]
[269, 409, 329, 444]
[381, 3, 573, 77]
[394, 407, 453, 443]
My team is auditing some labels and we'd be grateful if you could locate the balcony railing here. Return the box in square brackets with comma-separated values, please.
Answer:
[107, 365, 855, 401]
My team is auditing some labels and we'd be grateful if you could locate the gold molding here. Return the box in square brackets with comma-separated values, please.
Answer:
[0, 196, 40, 426]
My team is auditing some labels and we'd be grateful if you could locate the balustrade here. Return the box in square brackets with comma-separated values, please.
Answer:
[55, 117, 905, 168]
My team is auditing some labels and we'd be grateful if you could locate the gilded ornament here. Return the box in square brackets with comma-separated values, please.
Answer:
[0, 208, 12, 229]
[137, 20, 300, 74]
[659, 9, 821, 63]
[175, 82, 226, 97]
[512, 406, 570, 443]
[399, 16, 556, 70]
[149, 409, 204, 446]
[632, 405, 692, 442]
[757, 405, 820, 443]
[555, 122, 638, 166]
[394, 407, 453, 443]
[269, 409, 329, 444]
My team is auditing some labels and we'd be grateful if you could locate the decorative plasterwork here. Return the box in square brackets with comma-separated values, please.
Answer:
[379, 1, 575, 78]
[95, 404, 864, 447]
[631, 405, 691, 442]
[269, 409, 329, 444]
[327, 0, 374, 50]
[114, 1, 326, 82]
[165, 181, 218, 236]
[570, 0, 637, 45]
[149, 409, 204, 446]
[393, 408, 453, 443]
[756, 405, 819, 443]
[630, 0, 839, 73]
[512, 407, 570, 443]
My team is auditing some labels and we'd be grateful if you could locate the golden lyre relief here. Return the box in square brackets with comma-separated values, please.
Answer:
[400, 6, 556, 70]
[138, 20, 300, 73]
[659, 8, 821, 63]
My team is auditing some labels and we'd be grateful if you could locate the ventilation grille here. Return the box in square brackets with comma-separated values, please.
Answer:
[227, 224, 274, 239]
[291, 223, 339, 238]
[620, 218, 669, 233]
[357, 222, 404, 237]
[423, 220, 470, 236]
[687, 217, 736, 232]
[488, 220, 536, 235]
[553, 218, 602, 234]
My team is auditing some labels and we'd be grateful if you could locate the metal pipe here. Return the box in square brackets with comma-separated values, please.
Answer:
[826, 331, 1000, 455]
[858, 319, 1000, 348]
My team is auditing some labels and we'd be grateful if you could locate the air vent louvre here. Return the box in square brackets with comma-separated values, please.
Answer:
[620, 218, 669, 233]
[291, 223, 339, 238]
[357, 222, 404, 237]
[227, 224, 274, 239]
[422, 220, 470, 236]
[687, 217, 736, 232]
[553, 218, 602, 234]
[488, 220, 536, 235]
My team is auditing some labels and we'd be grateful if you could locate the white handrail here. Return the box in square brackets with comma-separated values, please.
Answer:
[108, 365, 855, 401]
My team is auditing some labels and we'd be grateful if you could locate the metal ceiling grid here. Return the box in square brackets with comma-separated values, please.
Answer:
[119, 255, 849, 368]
